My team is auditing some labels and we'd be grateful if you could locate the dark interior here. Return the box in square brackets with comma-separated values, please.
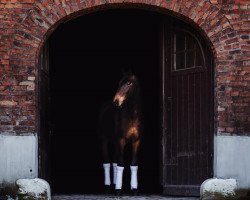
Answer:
[49, 9, 162, 194]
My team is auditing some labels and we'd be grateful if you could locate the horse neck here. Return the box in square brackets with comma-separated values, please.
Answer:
[122, 94, 141, 120]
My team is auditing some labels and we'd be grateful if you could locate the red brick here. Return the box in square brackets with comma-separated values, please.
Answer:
[0, 0, 248, 136]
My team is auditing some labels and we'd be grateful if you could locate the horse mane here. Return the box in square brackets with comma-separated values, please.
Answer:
[121, 74, 142, 120]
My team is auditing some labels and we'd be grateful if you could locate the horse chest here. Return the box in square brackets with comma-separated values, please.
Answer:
[123, 120, 140, 141]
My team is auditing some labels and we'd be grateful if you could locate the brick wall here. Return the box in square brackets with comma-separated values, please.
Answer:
[211, 0, 250, 134]
[0, 0, 249, 135]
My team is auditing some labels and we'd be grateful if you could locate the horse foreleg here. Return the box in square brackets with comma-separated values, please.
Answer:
[115, 138, 126, 193]
[101, 140, 111, 187]
[112, 163, 117, 185]
[130, 139, 140, 192]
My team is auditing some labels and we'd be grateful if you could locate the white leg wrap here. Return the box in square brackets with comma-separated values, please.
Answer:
[112, 163, 117, 185]
[115, 166, 124, 190]
[130, 166, 138, 189]
[103, 163, 111, 186]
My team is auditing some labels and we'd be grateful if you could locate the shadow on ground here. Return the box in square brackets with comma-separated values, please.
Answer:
[52, 195, 199, 200]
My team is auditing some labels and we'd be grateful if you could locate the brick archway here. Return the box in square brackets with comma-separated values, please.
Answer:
[1, 0, 248, 137]
[38, 8, 214, 194]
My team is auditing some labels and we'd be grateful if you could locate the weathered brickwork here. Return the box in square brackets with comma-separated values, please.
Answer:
[0, 0, 249, 135]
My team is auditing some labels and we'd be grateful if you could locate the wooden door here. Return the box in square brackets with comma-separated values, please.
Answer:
[38, 41, 51, 182]
[161, 19, 214, 196]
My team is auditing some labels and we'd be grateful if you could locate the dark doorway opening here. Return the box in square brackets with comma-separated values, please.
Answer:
[48, 9, 162, 194]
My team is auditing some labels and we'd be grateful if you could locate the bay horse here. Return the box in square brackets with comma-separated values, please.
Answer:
[98, 72, 142, 195]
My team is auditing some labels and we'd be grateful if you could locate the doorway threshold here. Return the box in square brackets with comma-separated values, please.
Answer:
[52, 195, 199, 199]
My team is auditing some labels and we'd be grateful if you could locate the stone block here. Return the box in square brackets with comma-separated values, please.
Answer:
[16, 178, 51, 200]
[200, 178, 237, 200]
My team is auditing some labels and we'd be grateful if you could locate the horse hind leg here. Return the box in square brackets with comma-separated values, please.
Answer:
[130, 139, 140, 195]
[112, 163, 117, 186]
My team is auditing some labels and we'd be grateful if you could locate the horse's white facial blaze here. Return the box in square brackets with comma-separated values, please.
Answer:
[115, 166, 124, 190]
[114, 82, 132, 107]
[130, 166, 138, 189]
[112, 163, 117, 185]
[103, 163, 111, 186]
[114, 94, 126, 106]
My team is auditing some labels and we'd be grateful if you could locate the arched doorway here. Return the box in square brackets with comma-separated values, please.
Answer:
[38, 8, 213, 196]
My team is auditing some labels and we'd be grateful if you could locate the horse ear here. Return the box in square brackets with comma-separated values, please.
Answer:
[121, 67, 131, 76]
[128, 68, 133, 75]
[121, 67, 133, 76]
[121, 68, 126, 76]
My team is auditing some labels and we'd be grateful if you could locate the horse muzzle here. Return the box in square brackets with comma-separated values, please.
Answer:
[113, 95, 125, 108]
[113, 99, 120, 107]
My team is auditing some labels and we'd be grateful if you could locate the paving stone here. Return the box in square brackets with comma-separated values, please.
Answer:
[52, 195, 198, 200]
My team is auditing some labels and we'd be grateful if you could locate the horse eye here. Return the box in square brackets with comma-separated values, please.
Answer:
[127, 81, 132, 86]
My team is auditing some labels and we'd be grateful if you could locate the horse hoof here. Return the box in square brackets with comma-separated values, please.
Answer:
[104, 185, 111, 195]
[115, 189, 122, 196]
[131, 189, 138, 196]
[111, 184, 116, 192]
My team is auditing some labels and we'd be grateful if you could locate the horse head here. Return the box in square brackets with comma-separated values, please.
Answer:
[113, 72, 139, 108]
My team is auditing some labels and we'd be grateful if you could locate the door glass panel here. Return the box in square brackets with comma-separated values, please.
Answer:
[175, 52, 185, 70]
[186, 51, 195, 68]
[176, 34, 185, 52]
[196, 48, 204, 66]
[186, 35, 195, 50]
[173, 31, 205, 70]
